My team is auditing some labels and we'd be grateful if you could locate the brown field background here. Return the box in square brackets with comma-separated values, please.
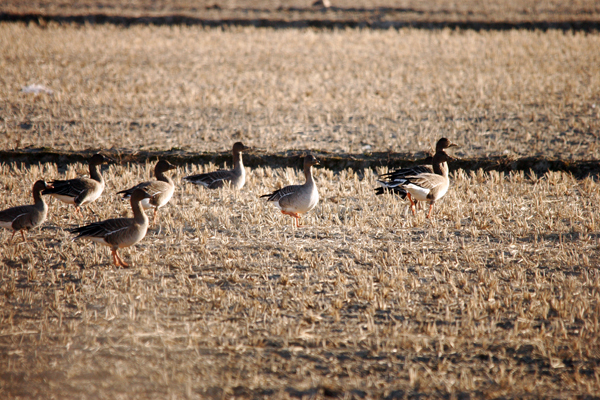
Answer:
[1, 4, 600, 399]
[1, 24, 599, 160]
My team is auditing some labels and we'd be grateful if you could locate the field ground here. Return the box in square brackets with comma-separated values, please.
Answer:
[1, 25, 599, 160]
[1, 12, 600, 400]
[1, 161, 600, 398]
[0, 160, 600, 398]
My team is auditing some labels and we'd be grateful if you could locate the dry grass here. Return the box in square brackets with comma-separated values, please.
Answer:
[1, 160, 600, 398]
[1, 24, 600, 160]
[1, 18, 600, 398]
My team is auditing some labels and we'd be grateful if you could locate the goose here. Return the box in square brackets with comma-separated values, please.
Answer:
[71, 188, 151, 268]
[261, 155, 320, 227]
[117, 160, 176, 225]
[0, 180, 51, 242]
[376, 138, 457, 214]
[184, 142, 250, 189]
[43, 153, 110, 216]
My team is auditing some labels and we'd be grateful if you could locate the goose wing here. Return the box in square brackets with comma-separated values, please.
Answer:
[260, 185, 301, 203]
[403, 172, 446, 190]
[71, 218, 133, 241]
[184, 170, 234, 189]
[43, 178, 92, 198]
[380, 165, 433, 180]
[118, 181, 169, 199]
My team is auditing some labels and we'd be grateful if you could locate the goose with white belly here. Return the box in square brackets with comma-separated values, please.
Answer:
[377, 138, 457, 217]
[71, 188, 152, 267]
[0, 180, 52, 242]
[261, 155, 320, 228]
[184, 142, 250, 190]
[117, 160, 176, 225]
[43, 153, 110, 217]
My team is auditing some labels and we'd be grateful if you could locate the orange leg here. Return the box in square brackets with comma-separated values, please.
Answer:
[281, 210, 302, 228]
[111, 249, 130, 268]
[406, 193, 417, 215]
[152, 209, 158, 226]
[73, 206, 84, 219]
[426, 203, 434, 219]
[8, 230, 27, 243]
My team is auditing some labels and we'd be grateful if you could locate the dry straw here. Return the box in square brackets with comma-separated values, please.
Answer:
[1, 25, 599, 159]
[1, 16, 599, 399]
[1, 159, 599, 397]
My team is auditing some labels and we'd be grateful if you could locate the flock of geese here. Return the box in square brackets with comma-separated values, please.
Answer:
[0, 138, 457, 267]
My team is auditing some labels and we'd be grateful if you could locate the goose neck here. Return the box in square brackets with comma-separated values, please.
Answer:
[156, 170, 173, 185]
[33, 188, 46, 209]
[131, 198, 149, 225]
[233, 151, 243, 171]
[89, 163, 104, 184]
[303, 165, 314, 184]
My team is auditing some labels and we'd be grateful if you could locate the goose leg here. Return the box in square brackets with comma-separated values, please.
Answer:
[426, 203, 434, 219]
[10, 230, 17, 242]
[152, 209, 158, 226]
[20, 230, 27, 243]
[406, 193, 417, 215]
[111, 249, 120, 266]
[111, 249, 130, 268]
[116, 253, 130, 268]
[281, 210, 298, 227]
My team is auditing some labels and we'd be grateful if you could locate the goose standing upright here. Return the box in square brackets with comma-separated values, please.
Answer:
[184, 142, 250, 189]
[117, 160, 176, 225]
[71, 189, 152, 267]
[43, 153, 110, 217]
[261, 155, 320, 228]
[376, 138, 457, 215]
[0, 180, 52, 242]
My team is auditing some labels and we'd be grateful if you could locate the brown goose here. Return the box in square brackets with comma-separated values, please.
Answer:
[43, 153, 110, 216]
[376, 138, 457, 213]
[261, 155, 320, 228]
[117, 160, 176, 225]
[0, 180, 51, 242]
[71, 189, 151, 268]
[184, 142, 250, 189]
[397, 148, 456, 219]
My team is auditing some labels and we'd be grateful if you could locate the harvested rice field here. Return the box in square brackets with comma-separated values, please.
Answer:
[1, 24, 599, 160]
[1, 4, 600, 399]
[1, 161, 600, 398]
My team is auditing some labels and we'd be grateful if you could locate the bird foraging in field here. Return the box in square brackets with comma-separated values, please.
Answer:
[70, 188, 152, 268]
[376, 138, 458, 217]
[184, 142, 250, 189]
[261, 155, 320, 228]
[42, 153, 111, 217]
[117, 160, 176, 225]
[0, 180, 52, 243]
